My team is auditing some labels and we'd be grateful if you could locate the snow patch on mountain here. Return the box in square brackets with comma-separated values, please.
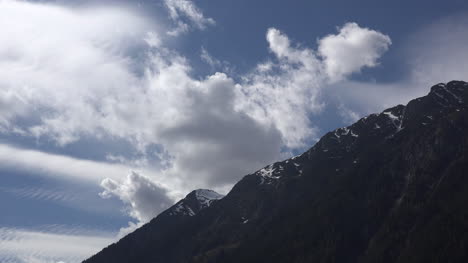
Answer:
[168, 189, 224, 217]
[382, 109, 404, 132]
[258, 164, 279, 179]
[195, 189, 224, 209]
[172, 202, 196, 216]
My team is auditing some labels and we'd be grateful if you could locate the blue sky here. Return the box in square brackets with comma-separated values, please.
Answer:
[1, 0, 468, 262]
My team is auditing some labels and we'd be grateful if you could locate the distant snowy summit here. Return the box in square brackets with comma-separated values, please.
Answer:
[167, 189, 224, 217]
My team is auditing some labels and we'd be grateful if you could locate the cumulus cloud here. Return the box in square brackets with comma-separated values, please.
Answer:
[164, 0, 215, 36]
[0, 1, 392, 196]
[100, 171, 173, 225]
[149, 71, 283, 187]
[318, 22, 392, 82]
[236, 25, 391, 148]
[0, 2, 396, 239]
[0, 2, 278, 219]
[236, 28, 324, 148]
[0, 0, 286, 194]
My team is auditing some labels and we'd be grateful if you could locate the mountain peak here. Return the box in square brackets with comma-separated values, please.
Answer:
[167, 189, 224, 217]
[193, 189, 224, 204]
[429, 80, 467, 106]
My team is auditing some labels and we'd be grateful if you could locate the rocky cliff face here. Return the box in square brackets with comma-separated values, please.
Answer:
[84, 81, 468, 263]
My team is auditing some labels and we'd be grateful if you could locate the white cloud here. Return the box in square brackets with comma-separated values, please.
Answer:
[0, 143, 131, 184]
[200, 47, 219, 67]
[0, 227, 113, 263]
[0, 2, 397, 247]
[318, 22, 391, 82]
[266, 28, 294, 59]
[164, 0, 215, 36]
[0, 0, 283, 200]
[167, 20, 191, 36]
[0, 0, 155, 145]
[144, 31, 162, 48]
[0, 143, 179, 238]
[0, 2, 393, 193]
[146, 70, 283, 188]
[237, 28, 324, 148]
[0, 143, 184, 210]
[236, 25, 391, 148]
[100, 171, 173, 235]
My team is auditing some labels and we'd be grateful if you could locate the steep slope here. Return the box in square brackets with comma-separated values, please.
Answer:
[168, 189, 224, 217]
[84, 189, 223, 263]
[85, 81, 468, 263]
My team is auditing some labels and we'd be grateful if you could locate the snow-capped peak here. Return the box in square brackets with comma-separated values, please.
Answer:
[194, 189, 225, 209]
[168, 189, 224, 217]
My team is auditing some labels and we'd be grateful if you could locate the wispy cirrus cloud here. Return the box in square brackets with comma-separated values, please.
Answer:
[1, 186, 78, 203]
[164, 0, 215, 36]
[0, 227, 114, 263]
[0, 144, 132, 184]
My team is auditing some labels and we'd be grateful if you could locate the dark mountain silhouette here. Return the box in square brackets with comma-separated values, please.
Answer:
[84, 81, 468, 263]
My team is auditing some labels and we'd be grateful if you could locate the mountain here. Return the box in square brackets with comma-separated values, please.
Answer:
[166, 189, 225, 217]
[84, 81, 468, 263]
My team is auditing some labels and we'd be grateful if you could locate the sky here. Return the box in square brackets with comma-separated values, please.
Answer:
[1, 0, 468, 262]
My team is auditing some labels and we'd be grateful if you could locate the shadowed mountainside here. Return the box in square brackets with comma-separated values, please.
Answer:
[85, 81, 468, 263]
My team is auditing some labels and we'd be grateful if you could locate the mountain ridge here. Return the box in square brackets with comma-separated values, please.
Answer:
[84, 80, 468, 263]
[166, 189, 224, 217]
